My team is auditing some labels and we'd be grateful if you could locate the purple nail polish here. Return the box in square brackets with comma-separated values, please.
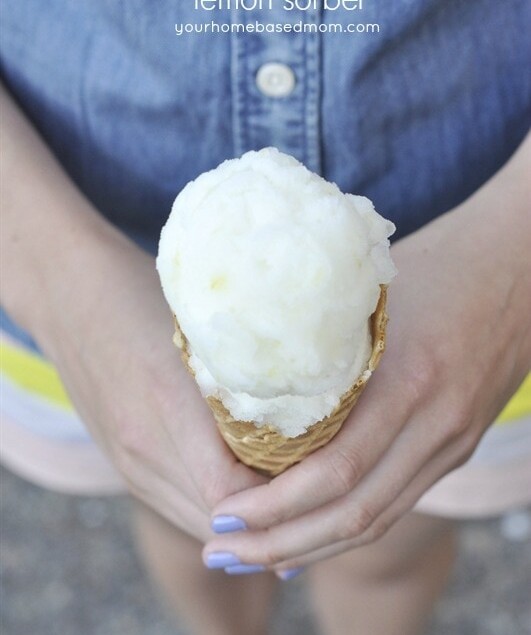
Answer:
[278, 567, 304, 581]
[211, 515, 247, 534]
[225, 564, 266, 575]
[206, 552, 241, 569]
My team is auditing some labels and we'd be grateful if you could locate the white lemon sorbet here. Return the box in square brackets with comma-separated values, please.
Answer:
[157, 148, 396, 437]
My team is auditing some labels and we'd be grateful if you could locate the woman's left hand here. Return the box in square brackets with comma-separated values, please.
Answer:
[202, 135, 531, 574]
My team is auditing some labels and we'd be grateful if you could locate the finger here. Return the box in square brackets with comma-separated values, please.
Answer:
[271, 434, 471, 569]
[110, 408, 213, 516]
[204, 432, 469, 571]
[210, 360, 417, 529]
[159, 365, 268, 508]
[179, 410, 269, 510]
[127, 463, 213, 542]
[112, 421, 213, 535]
[203, 397, 470, 566]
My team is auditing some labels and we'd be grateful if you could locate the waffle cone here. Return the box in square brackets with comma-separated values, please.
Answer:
[173, 286, 388, 477]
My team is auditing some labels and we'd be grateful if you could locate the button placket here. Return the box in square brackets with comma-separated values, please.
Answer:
[230, 6, 322, 173]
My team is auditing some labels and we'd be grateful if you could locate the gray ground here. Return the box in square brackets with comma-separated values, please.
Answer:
[1, 466, 529, 635]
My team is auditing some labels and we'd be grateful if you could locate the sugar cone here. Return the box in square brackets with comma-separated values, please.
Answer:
[173, 286, 388, 477]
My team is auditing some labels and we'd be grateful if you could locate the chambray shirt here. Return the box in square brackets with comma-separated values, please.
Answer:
[1, 0, 530, 349]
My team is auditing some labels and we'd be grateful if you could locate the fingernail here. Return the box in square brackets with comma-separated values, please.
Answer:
[277, 567, 304, 581]
[206, 552, 241, 569]
[225, 564, 266, 575]
[211, 515, 247, 534]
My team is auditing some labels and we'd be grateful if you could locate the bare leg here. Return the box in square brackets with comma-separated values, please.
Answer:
[308, 512, 457, 635]
[132, 502, 278, 635]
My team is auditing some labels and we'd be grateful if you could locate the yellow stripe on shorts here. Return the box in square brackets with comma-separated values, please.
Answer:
[0, 339, 73, 410]
[497, 373, 531, 424]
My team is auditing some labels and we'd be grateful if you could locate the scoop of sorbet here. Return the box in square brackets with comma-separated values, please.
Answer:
[157, 148, 396, 437]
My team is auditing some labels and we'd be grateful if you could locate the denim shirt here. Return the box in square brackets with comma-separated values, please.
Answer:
[1, 0, 530, 349]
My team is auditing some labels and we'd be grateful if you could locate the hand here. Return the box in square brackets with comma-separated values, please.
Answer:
[203, 143, 531, 571]
[1, 84, 265, 543]
[39, 234, 266, 542]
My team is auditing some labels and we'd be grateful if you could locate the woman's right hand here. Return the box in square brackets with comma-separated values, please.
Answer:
[43, 232, 267, 541]
[1, 83, 265, 543]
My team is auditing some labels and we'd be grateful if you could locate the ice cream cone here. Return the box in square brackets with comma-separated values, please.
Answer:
[173, 285, 388, 477]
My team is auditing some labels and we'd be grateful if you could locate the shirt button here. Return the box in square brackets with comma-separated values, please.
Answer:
[256, 63, 296, 98]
